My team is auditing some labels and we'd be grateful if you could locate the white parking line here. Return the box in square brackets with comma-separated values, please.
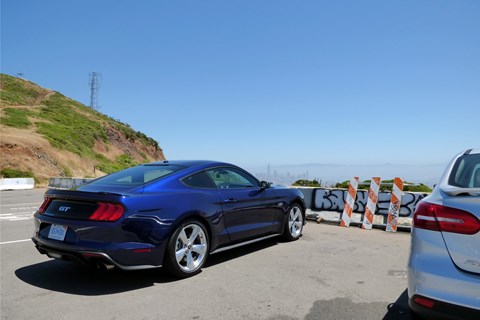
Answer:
[0, 239, 31, 245]
[10, 207, 38, 211]
[0, 202, 40, 207]
[0, 204, 37, 221]
[2, 211, 35, 214]
[0, 213, 35, 221]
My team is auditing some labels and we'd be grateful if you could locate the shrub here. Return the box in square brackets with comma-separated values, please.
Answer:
[1, 168, 34, 178]
[292, 179, 323, 187]
[95, 154, 138, 174]
[335, 179, 432, 192]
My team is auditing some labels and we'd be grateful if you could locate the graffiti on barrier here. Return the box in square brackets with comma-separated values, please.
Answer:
[310, 188, 428, 218]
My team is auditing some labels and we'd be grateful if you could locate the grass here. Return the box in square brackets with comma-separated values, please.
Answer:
[36, 92, 108, 158]
[34, 92, 159, 174]
[0, 74, 41, 106]
[0, 108, 32, 128]
[35, 93, 160, 157]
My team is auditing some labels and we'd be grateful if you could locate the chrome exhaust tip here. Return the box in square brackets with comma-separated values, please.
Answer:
[95, 262, 115, 271]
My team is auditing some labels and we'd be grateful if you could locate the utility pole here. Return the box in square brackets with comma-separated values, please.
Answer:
[89, 72, 102, 110]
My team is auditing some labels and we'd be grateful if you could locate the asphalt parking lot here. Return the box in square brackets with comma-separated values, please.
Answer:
[1, 189, 413, 320]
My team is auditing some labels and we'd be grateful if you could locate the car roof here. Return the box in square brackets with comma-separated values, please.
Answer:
[146, 160, 232, 168]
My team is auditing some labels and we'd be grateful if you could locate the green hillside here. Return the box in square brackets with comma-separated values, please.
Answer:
[0, 74, 165, 184]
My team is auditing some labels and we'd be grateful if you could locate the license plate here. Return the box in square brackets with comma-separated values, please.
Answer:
[48, 224, 67, 241]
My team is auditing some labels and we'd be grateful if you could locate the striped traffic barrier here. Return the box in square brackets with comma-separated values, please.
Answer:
[362, 177, 381, 230]
[385, 177, 404, 232]
[340, 177, 360, 227]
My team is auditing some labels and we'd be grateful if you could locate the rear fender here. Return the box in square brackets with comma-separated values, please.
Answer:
[169, 210, 229, 253]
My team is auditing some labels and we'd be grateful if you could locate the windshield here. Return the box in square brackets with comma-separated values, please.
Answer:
[87, 164, 186, 187]
[448, 154, 480, 188]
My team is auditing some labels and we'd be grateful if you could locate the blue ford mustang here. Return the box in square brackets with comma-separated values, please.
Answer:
[32, 160, 306, 277]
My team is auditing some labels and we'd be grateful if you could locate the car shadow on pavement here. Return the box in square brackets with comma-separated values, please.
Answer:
[383, 289, 414, 320]
[15, 260, 176, 295]
[15, 237, 281, 296]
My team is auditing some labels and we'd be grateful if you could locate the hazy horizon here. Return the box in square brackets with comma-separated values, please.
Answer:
[245, 162, 447, 187]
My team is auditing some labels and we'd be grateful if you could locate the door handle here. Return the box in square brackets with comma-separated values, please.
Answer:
[224, 198, 238, 203]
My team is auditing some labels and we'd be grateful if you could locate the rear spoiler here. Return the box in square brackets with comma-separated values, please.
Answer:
[440, 186, 480, 196]
[45, 188, 127, 202]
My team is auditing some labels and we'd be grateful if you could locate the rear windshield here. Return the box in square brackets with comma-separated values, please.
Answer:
[87, 164, 186, 187]
[448, 154, 480, 188]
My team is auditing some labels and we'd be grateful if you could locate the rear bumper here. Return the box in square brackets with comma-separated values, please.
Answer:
[409, 295, 480, 320]
[32, 213, 171, 269]
[32, 237, 165, 270]
[408, 228, 480, 314]
[408, 261, 480, 311]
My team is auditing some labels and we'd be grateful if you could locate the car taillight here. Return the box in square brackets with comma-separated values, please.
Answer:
[89, 202, 124, 222]
[414, 201, 480, 234]
[38, 197, 52, 213]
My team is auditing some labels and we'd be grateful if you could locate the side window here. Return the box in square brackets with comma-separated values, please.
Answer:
[470, 164, 480, 188]
[206, 168, 259, 189]
[182, 171, 217, 189]
[449, 154, 480, 187]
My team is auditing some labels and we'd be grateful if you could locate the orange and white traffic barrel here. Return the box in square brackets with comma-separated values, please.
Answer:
[385, 177, 404, 232]
[340, 177, 359, 227]
[362, 177, 381, 230]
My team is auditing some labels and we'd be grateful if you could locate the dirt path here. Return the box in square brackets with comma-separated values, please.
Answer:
[33, 90, 55, 106]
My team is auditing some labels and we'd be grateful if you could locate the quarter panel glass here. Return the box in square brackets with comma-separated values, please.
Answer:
[449, 154, 480, 188]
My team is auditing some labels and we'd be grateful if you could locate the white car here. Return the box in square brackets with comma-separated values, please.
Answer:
[408, 148, 480, 319]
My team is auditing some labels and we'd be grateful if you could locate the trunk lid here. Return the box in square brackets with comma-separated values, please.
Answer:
[39, 189, 127, 221]
[440, 195, 480, 275]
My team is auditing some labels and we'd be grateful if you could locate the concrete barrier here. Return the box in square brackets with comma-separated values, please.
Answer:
[0, 178, 35, 191]
[48, 178, 94, 190]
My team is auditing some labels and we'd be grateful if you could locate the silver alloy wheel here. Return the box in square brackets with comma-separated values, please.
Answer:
[174, 223, 208, 273]
[288, 206, 303, 238]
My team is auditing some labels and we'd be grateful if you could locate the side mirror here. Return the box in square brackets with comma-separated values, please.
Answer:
[260, 181, 270, 189]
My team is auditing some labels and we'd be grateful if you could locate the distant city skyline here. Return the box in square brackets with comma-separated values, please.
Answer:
[2, 1, 479, 174]
[248, 162, 446, 187]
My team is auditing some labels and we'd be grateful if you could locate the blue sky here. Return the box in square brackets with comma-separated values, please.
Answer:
[2, 1, 479, 179]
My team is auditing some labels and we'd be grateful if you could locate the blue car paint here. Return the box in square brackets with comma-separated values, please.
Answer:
[32, 160, 305, 270]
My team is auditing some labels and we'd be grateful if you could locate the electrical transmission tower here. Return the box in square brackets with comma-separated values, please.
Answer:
[89, 72, 102, 110]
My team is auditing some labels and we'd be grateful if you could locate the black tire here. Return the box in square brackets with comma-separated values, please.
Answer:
[164, 219, 209, 278]
[283, 204, 304, 241]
